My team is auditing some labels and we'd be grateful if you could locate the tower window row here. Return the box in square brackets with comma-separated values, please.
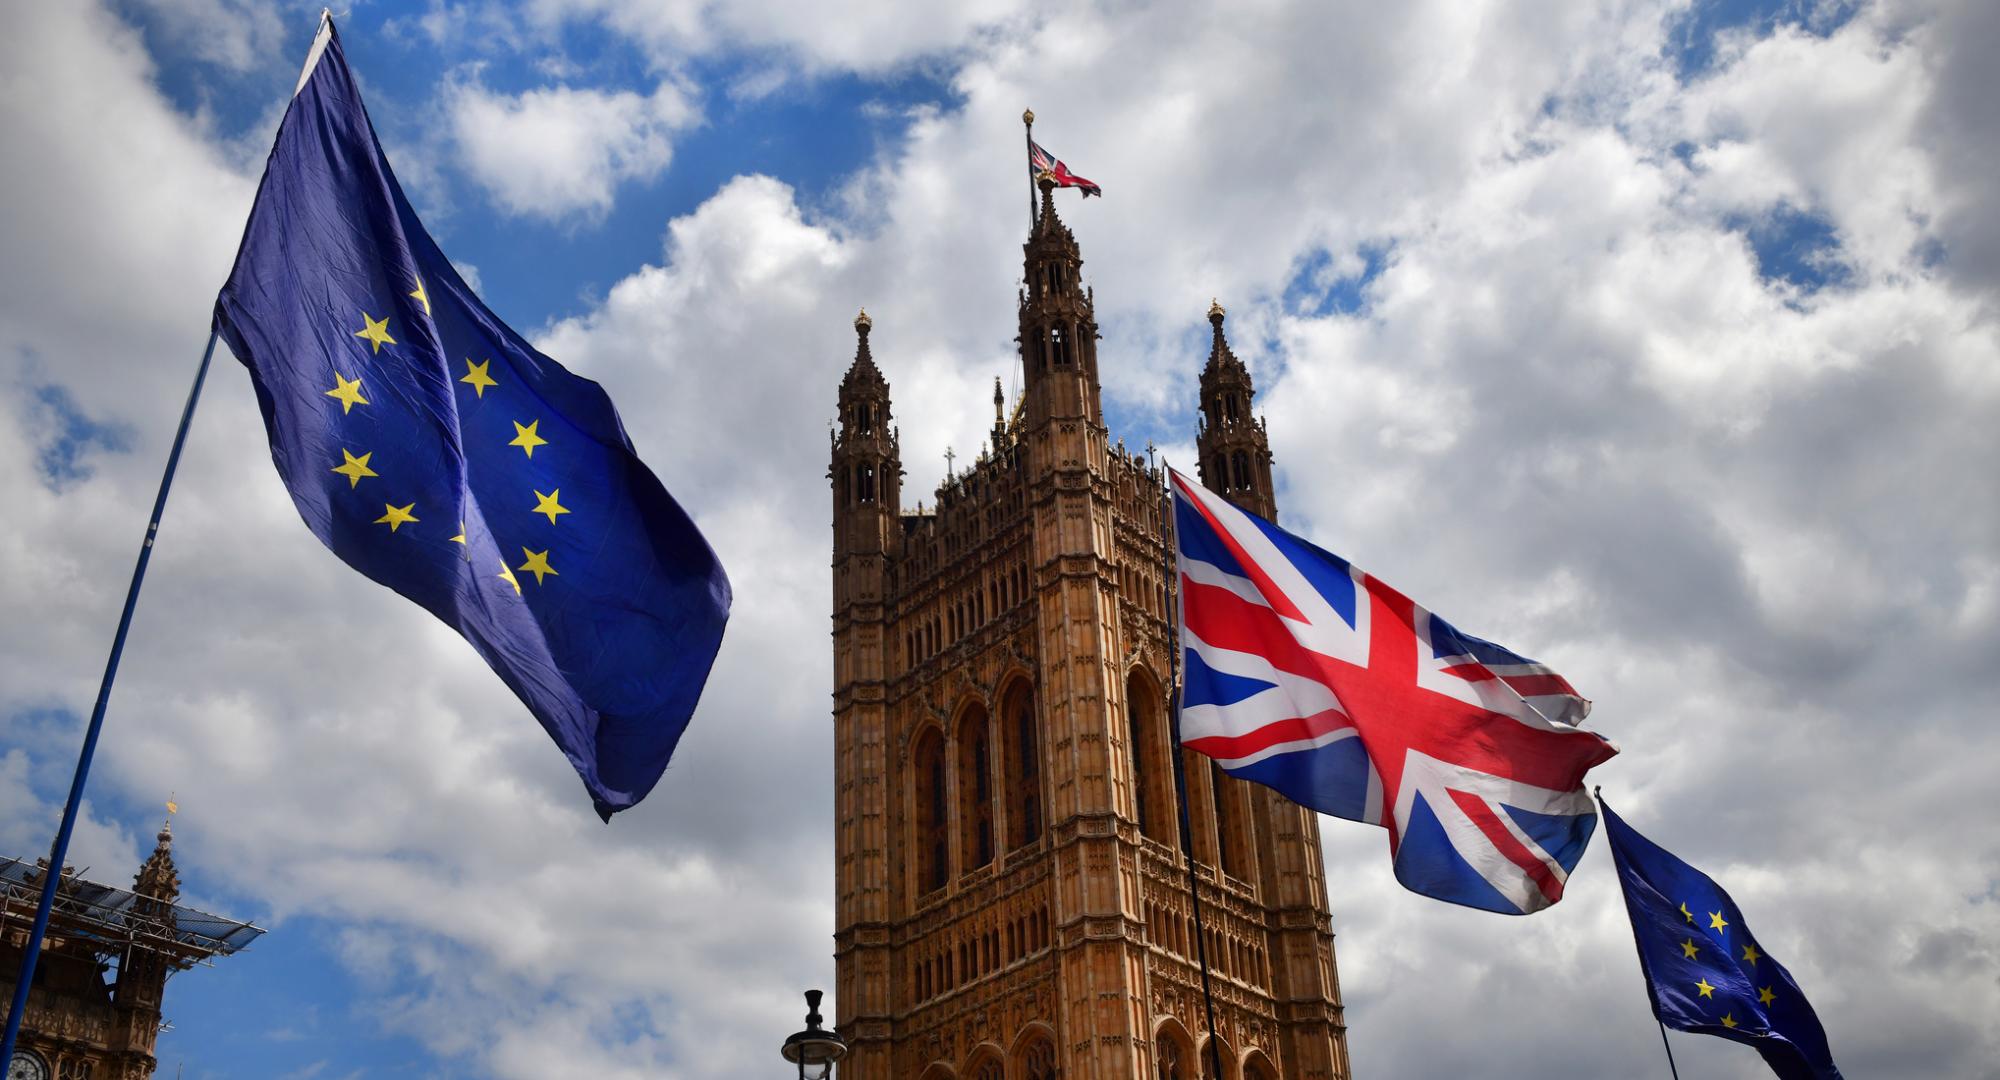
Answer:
[903, 564, 1031, 666]
[1206, 451, 1256, 496]
[1143, 901, 1269, 990]
[838, 462, 879, 506]
[1126, 670, 1257, 885]
[911, 901, 1051, 1004]
[912, 681, 1045, 896]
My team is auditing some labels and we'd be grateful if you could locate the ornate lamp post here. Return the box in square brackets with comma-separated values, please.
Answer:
[780, 989, 847, 1079]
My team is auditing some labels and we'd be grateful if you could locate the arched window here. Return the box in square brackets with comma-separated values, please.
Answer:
[1211, 761, 1247, 880]
[914, 727, 948, 893]
[958, 706, 995, 871]
[1003, 681, 1043, 849]
[969, 1054, 1004, 1080]
[1156, 1033, 1187, 1080]
[859, 462, 876, 503]
[857, 401, 875, 434]
[1225, 393, 1240, 421]
[1197, 1037, 1231, 1080]
[1243, 1057, 1277, 1080]
[1210, 455, 1228, 491]
[1231, 451, 1249, 491]
[1050, 325, 1071, 367]
[1127, 669, 1176, 846]
[1020, 1034, 1060, 1080]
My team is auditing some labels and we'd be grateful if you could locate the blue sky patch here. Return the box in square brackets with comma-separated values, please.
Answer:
[1728, 202, 1854, 296]
[1283, 243, 1391, 319]
[1665, 0, 1862, 81]
[23, 379, 132, 491]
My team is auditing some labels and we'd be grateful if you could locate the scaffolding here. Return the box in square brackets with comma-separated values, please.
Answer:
[0, 856, 262, 969]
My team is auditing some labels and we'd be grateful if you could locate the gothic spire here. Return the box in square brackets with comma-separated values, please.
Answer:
[1202, 299, 1249, 384]
[1196, 298, 1276, 519]
[991, 376, 1008, 447]
[134, 817, 181, 908]
[841, 308, 887, 397]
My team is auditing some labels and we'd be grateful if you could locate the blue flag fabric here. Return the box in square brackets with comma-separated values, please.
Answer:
[1601, 799, 1842, 1079]
[213, 21, 730, 820]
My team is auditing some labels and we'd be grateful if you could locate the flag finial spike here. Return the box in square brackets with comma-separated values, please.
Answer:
[1023, 108, 1034, 127]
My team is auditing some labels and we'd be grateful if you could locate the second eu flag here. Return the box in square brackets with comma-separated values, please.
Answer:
[1602, 799, 1844, 1079]
[212, 20, 730, 820]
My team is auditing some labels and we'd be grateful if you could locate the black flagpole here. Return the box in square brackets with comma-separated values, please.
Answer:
[1023, 108, 1038, 229]
[0, 330, 221, 1065]
[1158, 462, 1228, 1080]
[1657, 1020, 1683, 1080]
[1595, 787, 1683, 1080]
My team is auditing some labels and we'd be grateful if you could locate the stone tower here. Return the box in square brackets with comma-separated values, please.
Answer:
[2, 820, 262, 1079]
[830, 176, 1351, 1079]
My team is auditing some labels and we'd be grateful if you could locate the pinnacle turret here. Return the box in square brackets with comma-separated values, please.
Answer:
[1203, 299, 1248, 383]
[1196, 299, 1276, 519]
[841, 307, 887, 397]
[133, 817, 181, 918]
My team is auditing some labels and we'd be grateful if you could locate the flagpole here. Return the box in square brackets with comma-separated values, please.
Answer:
[1594, 787, 1683, 1080]
[1023, 108, 1037, 230]
[1158, 463, 1227, 1080]
[1656, 1020, 1683, 1080]
[1, 331, 221, 1066]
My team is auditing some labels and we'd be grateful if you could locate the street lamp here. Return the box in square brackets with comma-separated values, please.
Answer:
[780, 989, 847, 1079]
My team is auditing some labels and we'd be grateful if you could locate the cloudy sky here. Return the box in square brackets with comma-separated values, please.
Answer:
[2, 0, 1995, 1076]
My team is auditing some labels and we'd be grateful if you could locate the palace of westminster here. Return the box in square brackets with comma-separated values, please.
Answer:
[828, 174, 1355, 1079]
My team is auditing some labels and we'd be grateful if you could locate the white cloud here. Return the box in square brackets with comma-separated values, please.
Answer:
[127, 0, 289, 73]
[447, 74, 699, 222]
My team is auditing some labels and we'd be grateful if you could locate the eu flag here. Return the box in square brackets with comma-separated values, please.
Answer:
[212, 19, 730, 820]
[1601, 798, 1843, 1079]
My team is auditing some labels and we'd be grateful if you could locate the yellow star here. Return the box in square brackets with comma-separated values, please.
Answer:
[1709, 911, 1730, 933]
[509, 419, 547, 458]
[460, 358, 498, 398]
[517, 548, 558, 585]
[1720, 1013, 1738, 1030]
[1680, 939, 1701, 960]
[324, 372, 369, 414]
[331, 449, 377, 488]
[409, 276, 431, 316]
[1694, 978, 1715, 999]
[1758, 985, 1776, 1007]
[353, 311, 396, 354]
[497, 560, 521, 595]
[532, 488, 570, 524]
[1741, 944, 1762, 966]
[450, 522, 466, 545]
[1680, 902, 1695, 923]
[374, 502, 418, 532]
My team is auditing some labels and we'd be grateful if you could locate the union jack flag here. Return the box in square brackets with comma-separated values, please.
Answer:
[1172, 471, 1618, 914]
[1028, 138, 1102, 197]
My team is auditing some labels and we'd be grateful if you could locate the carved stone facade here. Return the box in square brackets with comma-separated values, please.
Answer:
[3, 824, 190, 1080]
[831, 177, 1353, 1079]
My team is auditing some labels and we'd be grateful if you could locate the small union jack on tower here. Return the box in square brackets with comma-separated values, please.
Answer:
[1171, 469, 1618, 914]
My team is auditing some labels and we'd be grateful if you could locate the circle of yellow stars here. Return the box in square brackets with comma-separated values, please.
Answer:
[1677, 898, 1779, 1028]
[321, 294, 571, 594]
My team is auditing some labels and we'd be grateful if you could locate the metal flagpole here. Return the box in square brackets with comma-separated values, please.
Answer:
[1, 331, 222, 1065]
[1594, 787, 1683, 1080]
[1656, 1020, 1683, 1080]
[1023, 108, 1038, 229]
[1157, 462, 1228, 1080]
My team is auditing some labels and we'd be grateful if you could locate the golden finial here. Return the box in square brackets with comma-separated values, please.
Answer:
[166, 793, 178, 815]
[854, 308, 872, 333]
[1208, 298, 1225, 321]
[1023, 108, 1035, 126]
